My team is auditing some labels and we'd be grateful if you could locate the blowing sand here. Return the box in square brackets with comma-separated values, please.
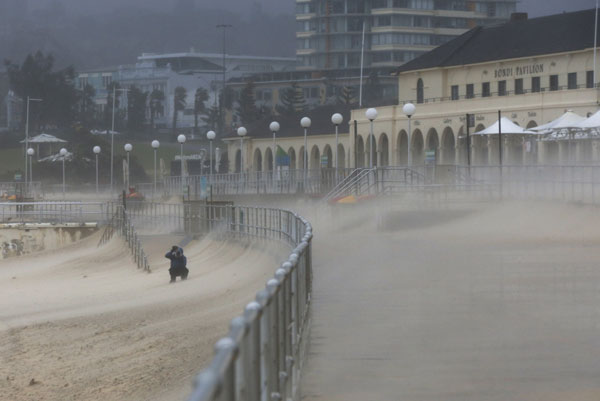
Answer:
[299, 200, 600, 401]
[0, 232, 287, 401]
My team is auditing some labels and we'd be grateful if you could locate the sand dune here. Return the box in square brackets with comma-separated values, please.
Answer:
[0, 231, 288, 401]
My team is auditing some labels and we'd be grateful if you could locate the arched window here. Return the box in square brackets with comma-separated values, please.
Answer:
[417, 78, 424, 104]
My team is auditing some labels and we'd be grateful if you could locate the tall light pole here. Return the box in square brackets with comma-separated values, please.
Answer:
[151, 140, 160, 199]
[217, 23, 232, 135]
[332, 113, 343, 181]
[24, 97, 42, 193]
[124, 143, 132, 189]
[93, 146, 101, 194]
[207, 131, 216, 179]
[110, 87, 129, 193]
[237, 127, 247, 176]
[366, 108, 378, 169]
[60, 148, 68, 198]
[178, 134, 186, 196]
[403, 103, 416, 166]
[269, 121, 280, 175]
[301, 117, 311, 187]
[27, 148, 34, 194]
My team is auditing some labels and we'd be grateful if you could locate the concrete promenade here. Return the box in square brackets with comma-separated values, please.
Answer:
[300, 203, 600, 400]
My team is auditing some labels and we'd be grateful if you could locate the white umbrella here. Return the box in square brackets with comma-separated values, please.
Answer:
[531, 110, 585, 132]
[472, 117, 537, 135]
[574, 110, 600, 129]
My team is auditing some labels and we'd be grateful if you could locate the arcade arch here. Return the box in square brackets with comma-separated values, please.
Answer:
[378, 133, 390, 166]
[397, 130, 408, 165]
[411, 129, 424, 165]
[441, 127, 455, 164]
[253, 148, 263, 172]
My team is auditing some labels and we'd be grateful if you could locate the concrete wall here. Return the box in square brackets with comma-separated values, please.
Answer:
[0, 225, 98, 259]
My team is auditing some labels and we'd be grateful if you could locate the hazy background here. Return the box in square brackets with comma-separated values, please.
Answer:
[0, 0, 595, 69]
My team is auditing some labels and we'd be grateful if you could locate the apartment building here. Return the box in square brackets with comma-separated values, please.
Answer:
[296, 0, 517, 71]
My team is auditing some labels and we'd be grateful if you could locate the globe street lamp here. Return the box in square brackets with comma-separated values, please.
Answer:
[365, 108, 378, 169]
[269, 121, 280, 177]
[27, 148, 34, 193]
[403, 103, 416, 166]
[93, 146, 101, 194]
[207, 130, 216, 179]
[110, 87, 129, 193]
[60, 148, 68, 198]
[177, 134, 186, 195]
[237, 127, 247, 176]
[24, 97, 42, 192]
[124, 143, 132, 189]
[331, 113, 343, 182]
[151, 140, 160, 199]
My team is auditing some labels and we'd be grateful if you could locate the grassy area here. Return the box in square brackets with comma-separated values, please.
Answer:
[129, 141, 180, 175]
[0, 147, 25, 177]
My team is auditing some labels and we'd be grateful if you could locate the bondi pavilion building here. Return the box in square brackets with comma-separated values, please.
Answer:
[222, 9, 600, 173]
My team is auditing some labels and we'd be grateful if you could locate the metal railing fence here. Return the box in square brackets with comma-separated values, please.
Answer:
[163, 168, 354, 197]
[179, 205, 313, 401]
[0, 201, 114, 224]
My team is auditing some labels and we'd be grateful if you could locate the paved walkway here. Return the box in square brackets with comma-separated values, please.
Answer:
[300, 206, 600, 401]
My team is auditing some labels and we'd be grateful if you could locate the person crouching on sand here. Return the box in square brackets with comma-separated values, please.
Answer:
[165, 245, 188, 283]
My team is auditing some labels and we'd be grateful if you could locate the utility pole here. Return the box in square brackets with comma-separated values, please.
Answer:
[217, 24, 232, 137]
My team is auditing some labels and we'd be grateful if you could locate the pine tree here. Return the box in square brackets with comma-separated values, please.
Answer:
[337, 85, 356, 106]
[276, 82, 306, 116]
[237, 80, 259, 125]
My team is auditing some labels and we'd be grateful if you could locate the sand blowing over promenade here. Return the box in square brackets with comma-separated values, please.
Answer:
[0, 232, 287, 401]
[300, 201, 600, 401]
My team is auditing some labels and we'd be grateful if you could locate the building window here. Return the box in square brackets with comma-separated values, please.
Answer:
[393, 0, 409, 6]
[372, 0, 388, 8]
[79, 77, 88, 89]
[498, 80, 506, 96]
[102, 75, 112, 89]
[482, 82, 490, 97]
[466, 83, 474, 99]
[531, 76, 541, 93]
[376, 16, 392, 26]
[417, 78, 424, 103]
[515, 78, 523, 95]
[568, 72, 577, 89]
[587, 70, 594, 88]
[451, 85, 459, 100]
[549, 75, 559, 91]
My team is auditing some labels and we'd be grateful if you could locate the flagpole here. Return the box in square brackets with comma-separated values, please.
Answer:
[359, 20, 365, 108]
[594, 0, 599, 85]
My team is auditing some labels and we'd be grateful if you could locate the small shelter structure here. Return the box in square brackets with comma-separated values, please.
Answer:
[20, 133, 68, 160]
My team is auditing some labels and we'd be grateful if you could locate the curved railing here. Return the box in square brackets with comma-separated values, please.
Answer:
[184, 205, 313, 401]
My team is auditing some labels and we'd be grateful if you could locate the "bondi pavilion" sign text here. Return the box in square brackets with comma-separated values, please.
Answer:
[494, 63, 544, 78]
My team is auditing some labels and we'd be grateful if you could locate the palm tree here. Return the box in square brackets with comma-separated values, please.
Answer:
[149, 89, 165, 130]
[193, 87, 209, 135]
[172, 86, 187, 135]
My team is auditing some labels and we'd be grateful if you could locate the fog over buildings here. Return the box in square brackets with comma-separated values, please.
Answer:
[0, 0, 595, 70]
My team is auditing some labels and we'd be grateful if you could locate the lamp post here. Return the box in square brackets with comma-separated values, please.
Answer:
[124, 143, 132, 189]
[269, 121, 280, 177]
[332, 113, 343, 182]
[27, 148, 34, 193]
[151, 140, 160, 199]
[110, 87, 129, 193]
[402, 103, 416, 166]
[177, 134, 186, 195]
[60, 148, 68, 198]
[24, 97, 42, 193]
[93, 146, 101, 194]
[301, 117, 311, 188]
[207, 130, 216, 180]
[366, 108, 378, 169]
[237, 127, 247, 177]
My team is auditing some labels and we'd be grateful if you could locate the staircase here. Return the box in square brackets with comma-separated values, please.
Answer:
[324, 167, 430, 202]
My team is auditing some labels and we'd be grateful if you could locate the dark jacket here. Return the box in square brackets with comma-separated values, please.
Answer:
[165, 248, 187, 271]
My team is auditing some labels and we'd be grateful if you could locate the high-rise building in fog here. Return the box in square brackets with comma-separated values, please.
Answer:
[296, 0, 517, 71]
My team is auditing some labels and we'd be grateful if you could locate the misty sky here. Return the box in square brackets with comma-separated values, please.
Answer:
[23, 0, 595, 17]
